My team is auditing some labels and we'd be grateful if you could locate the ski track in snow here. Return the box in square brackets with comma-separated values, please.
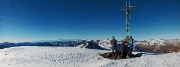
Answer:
[0, 46, 180, 67]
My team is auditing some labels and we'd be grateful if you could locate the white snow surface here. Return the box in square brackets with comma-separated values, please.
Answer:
[0, 46, 180, 67]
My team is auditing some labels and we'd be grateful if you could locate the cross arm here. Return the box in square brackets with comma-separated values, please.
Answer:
[129, 6, 136, 10]
[120, 6, 136, 10]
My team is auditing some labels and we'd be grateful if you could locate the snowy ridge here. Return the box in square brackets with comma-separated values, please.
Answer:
[98, 39, 111, 49]
[135, 39, 180, 46]
[76, 41, 108, 50]
[97, 39, 121, 50]
[0, 46, 180, 67]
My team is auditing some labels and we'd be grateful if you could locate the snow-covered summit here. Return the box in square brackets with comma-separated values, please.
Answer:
[98, 39, 111, 49]
[135, 39, 180, 46]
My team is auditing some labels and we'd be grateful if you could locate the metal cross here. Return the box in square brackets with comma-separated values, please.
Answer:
[121, 2, 136, 36]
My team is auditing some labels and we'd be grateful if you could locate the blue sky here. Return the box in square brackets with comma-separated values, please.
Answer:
[0, 0, 180, 42]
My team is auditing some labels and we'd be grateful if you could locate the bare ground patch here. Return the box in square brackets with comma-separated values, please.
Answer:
[100, 52, 141, 60]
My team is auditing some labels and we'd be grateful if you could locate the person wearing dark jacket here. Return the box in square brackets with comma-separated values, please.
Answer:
[121, 41, 129, 58]
[111, 36, 117, 56]
[121, 36, 129, 58]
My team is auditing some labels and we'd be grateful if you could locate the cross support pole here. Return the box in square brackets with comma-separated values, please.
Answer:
[121, 2, 136, 36]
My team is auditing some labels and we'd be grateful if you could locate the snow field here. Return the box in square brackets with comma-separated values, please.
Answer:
[0, 46, 180, 67]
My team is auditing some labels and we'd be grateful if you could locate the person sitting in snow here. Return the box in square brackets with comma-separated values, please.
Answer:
[128, 36, 134, 58]
[111, 36, 117, 56]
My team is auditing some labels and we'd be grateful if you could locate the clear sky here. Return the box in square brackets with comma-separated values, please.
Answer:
[0, 0, 180, 42]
